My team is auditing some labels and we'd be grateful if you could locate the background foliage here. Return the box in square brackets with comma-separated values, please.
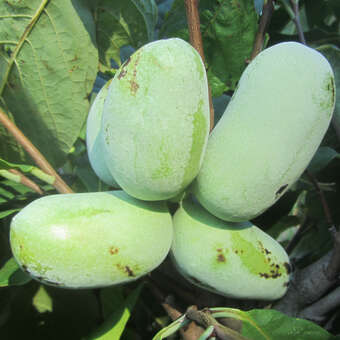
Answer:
[0, 0, 340, 339]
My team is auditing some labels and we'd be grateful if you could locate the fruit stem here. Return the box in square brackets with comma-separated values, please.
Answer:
[0, 107, 73, 194]
[250, 0, 274, 60]
[184, 0, 214, 131]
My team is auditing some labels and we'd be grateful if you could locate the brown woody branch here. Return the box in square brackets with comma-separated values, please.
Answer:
[184, 0, 214, 131]
[0, 108, 73, 194]
[251, 0, 274, 60]
[290, 0, 306, 45]
[8, 169, 43, 195]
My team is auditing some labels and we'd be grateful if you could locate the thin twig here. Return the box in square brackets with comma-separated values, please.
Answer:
[250, 0, 274, 60]
[184, 0, 214, 131]
[290, 0, 306, 45]
[146, 277, 205, 340]
[0, 108, 73, 194]
[186, 306, 249, 340]
[306, 170, 334, 228]
[8, 169, 43, 194]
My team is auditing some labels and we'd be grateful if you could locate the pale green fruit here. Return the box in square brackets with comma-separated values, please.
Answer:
[171, 198, 291, 300]
[102, 38, 210, 201]
[86, 80, 120, 188]
[10, 191, 173, 288]
[192, 42, 335, 222]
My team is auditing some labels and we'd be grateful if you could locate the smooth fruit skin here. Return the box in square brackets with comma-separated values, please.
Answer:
[86, 80, 120, 188]
[102, 38, 210, 201]
[171, 198, 291, 300]
[10, 191, 173, 288]
[192, 42, 336, 222]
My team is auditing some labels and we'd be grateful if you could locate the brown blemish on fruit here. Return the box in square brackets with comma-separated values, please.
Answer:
[264, 249, 271, 255]
[276, 184, 288, 197]
[217, 253, 226, 262]
[22, 264, 29, 274]
[116, 264, 135, 277]
[284, 262, 291, 274]
[109, 246, 119, 255]
[125, 266, 134, 277]
[118, 69, 127, 79]
[130, 81, 139, 94]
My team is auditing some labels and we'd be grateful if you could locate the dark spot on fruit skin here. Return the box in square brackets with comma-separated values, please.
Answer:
[234, 250, 238, 254]
[217, 254, 226, 262]
[22, 265, 29, 274]
[124, 57, 131, 67]
[118, 69, 127, 79]
[116, 264, 135, 277]
[283, 281, 290, 287]
[276, 184, 288, 196]
[124, 266, 134, 277]
[284, 262, 291, 274]
[109, 246, 119, 255]
[330, 78, 335, 105]
[264, 249, 271, 255]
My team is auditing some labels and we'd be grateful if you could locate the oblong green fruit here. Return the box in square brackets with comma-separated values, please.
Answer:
[10, 191, 173, 288]
[171, 198, 291, 300]
[102, 38, 210, 201]
[192, 42, 336, 222]
[86, 80, 120, 188]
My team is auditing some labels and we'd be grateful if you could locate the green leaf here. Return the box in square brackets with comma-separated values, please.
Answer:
[161, 0, 258, 97]
[0, 158, 34, 172]
[152, 314, 189, 340]
[307, 146, 339, 174]
[0, 257, 32, 287]
[0, 208, 20, 219]
[32, 285, 53, 313]
[95, 0, 158, 68]
[210, 308, 335, 340]
[0, 0, 98, 167]
[86, 282, 144, 340]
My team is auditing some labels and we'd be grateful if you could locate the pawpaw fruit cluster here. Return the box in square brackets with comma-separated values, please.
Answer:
[10, 39, 335, 300]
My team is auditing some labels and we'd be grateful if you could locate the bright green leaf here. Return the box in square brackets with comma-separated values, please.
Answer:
[0, 0, 98, 167]
[0, 257, 31, 287]
[0, 208, 20, 219]
[32, 285, 53, 313]
[86, 282, 144, 340]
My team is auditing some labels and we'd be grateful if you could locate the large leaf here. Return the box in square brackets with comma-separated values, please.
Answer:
[95, 0, 158, 69]
[86, 283, 144, 340]
[0, 257, 31, 287]
[0, 0, 98, 167]
[212, 308, 335, 340]
[161, 0, 258, 97]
